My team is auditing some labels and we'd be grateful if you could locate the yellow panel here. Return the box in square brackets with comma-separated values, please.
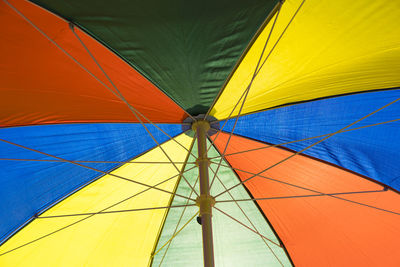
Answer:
[0, 134, 193, 267]
[211, 0, 400, 119]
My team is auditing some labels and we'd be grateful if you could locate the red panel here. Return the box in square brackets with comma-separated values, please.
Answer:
[213, 132, 400, 266]
[0, 0, 186, 127]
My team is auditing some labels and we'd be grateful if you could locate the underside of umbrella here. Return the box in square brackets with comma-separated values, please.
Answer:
[1, 0, 400, 266]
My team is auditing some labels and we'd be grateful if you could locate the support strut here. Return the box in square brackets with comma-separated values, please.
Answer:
[192, 120, 215, 267]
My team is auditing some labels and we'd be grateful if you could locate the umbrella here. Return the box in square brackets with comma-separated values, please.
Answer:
[0, 0, 399, 266]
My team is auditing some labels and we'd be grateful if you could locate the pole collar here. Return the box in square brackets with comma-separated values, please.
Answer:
[195, 157, 211, 166]
[196, 194, 216, 215]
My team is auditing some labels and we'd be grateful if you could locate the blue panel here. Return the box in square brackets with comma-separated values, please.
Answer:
[0, 123, 182, 243]
[223, 89, 400, 191]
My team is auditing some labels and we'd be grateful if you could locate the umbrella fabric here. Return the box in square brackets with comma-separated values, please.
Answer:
[1, 0, 400, 266]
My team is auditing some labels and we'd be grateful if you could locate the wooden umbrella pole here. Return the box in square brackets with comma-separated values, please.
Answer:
[192, 120, 215, 267]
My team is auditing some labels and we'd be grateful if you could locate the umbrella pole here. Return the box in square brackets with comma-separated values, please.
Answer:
[193, 120, 215, 267]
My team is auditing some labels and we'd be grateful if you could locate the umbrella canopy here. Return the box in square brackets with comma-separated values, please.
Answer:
[1, 0, 400, 266]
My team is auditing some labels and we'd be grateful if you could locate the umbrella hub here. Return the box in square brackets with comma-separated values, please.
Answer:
[182, 114, 219, 135]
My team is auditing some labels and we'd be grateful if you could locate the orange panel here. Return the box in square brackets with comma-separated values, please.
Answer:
[0, 0, 186, 127]
[212, 132, 400, 266]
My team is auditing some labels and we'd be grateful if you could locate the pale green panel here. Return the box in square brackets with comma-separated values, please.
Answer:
[152, 139, 202, 267]
[152, 140, 291, 266]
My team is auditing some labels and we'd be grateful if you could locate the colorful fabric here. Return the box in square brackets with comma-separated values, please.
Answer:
[1, 0, 399, 266]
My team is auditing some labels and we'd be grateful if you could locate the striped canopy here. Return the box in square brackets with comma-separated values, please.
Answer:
[1, 0, 400, 266]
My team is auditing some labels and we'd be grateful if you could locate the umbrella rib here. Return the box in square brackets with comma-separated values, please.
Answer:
[69, 25, 199, 197]
[209, 167, 284, 266]
[206, 86, 246, 155]
[205, 4, 283, 155]
[215, 189, 387, 203]
[0, 138, 196, 202]
[76, 26, 196, 123]
[206, 0, 306, 158]
[251, 0, 306, 80]
[157, 175, 200, 267]
[211, 140, 400, 215]
[1, 0, 111, 100]
[0, 158, 196, 164]
[213, 206, 282, 247]
[214, 96, 400, 199]
[4, 0, 196, 159]
[149, 136, 197, 267]
[208, 118, 400, 159]
[0, 166, 193, 257]
[36, 204, 197, 219]
[214, 165, 400, 216]
[152, 211, 200, 258]
[208, 137, 400, 217]
[204, 2, 283, 121]
[208, 3, 283, 191]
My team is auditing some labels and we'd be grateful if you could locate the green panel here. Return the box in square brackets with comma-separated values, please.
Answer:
[31, 0, 279, 116]
[152, 138, 291, 266]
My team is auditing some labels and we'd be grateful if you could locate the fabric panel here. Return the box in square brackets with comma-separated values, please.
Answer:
[221, 89, 400, 191]
[212, 132, 400, 266]
[211, 0, 400, 119]
[0, 134, 192, 266]
[1, 0, 186, 126]
[0, 123, 182, 245]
